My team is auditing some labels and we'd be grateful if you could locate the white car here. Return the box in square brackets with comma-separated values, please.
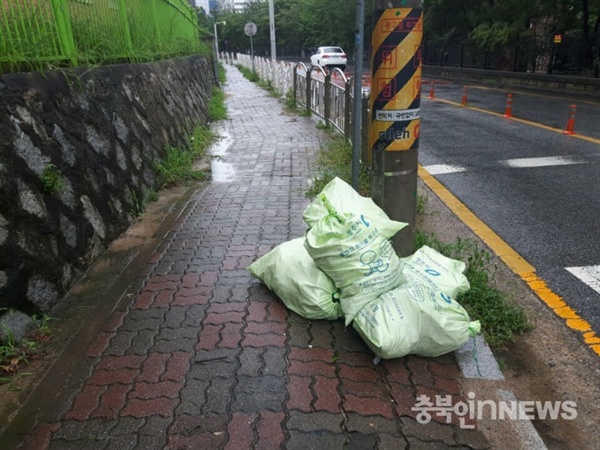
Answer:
[310, 46, 347, 71]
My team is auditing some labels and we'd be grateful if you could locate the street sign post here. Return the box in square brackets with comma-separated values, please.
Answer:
[244, 22, 257, 72]
[369, 0, 424, 256]
[352, 0, 365, 191]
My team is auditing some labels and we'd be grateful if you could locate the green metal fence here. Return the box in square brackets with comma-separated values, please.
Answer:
[0, 0, 204, 73]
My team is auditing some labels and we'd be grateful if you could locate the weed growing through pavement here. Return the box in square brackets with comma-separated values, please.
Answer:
[316, 120, 329, 130]
[236, 64, 279, 97]
[257, 79, 278, 97]
[0, 311, 54, 385]
[416, 232, 533, 347]
[129, 188, 157, 218]
[416, 193, 428, 214]
[155, 125, 217, 188]
[41, 163, 65, 195]
[236, 64, 260, 82]
[284, 90, 297, 112]
[209, 86, 227, 121]
[218, 64, 226, 85]
[305, 134, 370, 198]
[31, 314, 55, 336]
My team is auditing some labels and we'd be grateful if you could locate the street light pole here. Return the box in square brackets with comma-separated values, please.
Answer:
[268, 0, 276, 61]
[213, 21, 226, 85]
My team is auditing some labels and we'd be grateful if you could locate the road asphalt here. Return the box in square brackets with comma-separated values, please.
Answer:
[1, 64, 598, 450]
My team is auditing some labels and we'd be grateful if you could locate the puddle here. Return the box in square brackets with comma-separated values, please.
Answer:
[211, 160, 236, 182]
[209, 123, 236, 182]
[210, 124, 234, 157]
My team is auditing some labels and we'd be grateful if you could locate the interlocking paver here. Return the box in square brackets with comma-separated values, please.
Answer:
[5, 64, 491, 450]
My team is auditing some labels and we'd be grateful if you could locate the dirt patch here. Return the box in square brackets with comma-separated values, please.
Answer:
[418, 179, 600, 450]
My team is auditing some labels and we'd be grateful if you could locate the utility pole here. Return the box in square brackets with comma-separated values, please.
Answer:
[268, 0, 276, 61]
[369, 0, 423, 256]
[351, 0, 365, 191]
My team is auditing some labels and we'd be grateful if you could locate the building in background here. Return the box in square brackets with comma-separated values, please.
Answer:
[219, 0, 255, 12]
[192, 0, 258, 14]
[192, 0, 220, 15]
[194, 0, 210, 14]
[196, 0, 222, 16]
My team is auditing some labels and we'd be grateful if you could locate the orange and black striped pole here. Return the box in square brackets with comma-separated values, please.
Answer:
[370, 0, 423, 256]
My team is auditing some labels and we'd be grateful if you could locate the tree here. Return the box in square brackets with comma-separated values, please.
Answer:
[216, 0, 367, 59]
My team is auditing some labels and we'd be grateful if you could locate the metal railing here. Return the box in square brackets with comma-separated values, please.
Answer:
[230, 53, 370, 163]
[0, 0, 201, 72]
[424, 36, 599, 77]
[233, 53, 294, 99]
[233, 54, 351, 133]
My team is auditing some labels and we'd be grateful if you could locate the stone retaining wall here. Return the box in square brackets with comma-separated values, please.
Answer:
[0, 55, 215, 313]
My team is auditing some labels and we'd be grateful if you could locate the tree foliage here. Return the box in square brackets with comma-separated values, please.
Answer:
[424, 0, 599, 71]
[204, 0, 599, 73]
[212, 0, 371, 58]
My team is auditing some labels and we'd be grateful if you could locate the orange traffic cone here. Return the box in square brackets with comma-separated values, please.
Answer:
[428, 81, 435, 99]
[563, 105, 577, 135]
[503, 94, 513, 118]
[461, 86, 468, 107]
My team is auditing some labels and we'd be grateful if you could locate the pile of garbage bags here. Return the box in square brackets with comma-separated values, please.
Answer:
[248, 177, 480, 359]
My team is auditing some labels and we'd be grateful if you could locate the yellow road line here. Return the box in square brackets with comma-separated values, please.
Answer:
[431, 97, 600, 145]
[418, 164, 600, 357]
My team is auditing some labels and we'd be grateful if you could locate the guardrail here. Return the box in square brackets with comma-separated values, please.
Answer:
[230, 53, 370, 161]
[0, 0, 201, 72]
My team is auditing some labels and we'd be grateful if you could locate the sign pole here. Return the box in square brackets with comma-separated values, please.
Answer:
[251, 35, 255, 72]
[369, 0, 423, 256]
[351, 0, 365, 191]
[244, 22, 257, 72]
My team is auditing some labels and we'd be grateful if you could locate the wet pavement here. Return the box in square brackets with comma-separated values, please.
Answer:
[2, 65, 492, 449]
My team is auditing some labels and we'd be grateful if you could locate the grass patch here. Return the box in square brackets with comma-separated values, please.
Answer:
[209, 86, 227, 121]
[236, 64, 260, 82]
[416, 232, 533, 347]
[156, 125, 216, 188]
[218, 64, 226, 85]
[234, 64, 277, 96]
[316, 120, 329, 130]
[305, 134, 371, 198]
[129, 188, 157, 219]
[416, 193, 428, 215]
[284, 90, 298, 112]
[257, 79, 279, 97]
[0, 312, 54, 385]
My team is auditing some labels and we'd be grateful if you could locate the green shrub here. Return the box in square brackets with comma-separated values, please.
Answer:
[41, 164, 64, 194]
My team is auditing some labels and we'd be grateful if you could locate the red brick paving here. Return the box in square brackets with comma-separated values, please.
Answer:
[6, 65, 491, 450]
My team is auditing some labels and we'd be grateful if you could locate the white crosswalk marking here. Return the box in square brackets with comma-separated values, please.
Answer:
[500, 156, 584, 168]
[566, 265, 600, 294]
[422, 164, 467, 175]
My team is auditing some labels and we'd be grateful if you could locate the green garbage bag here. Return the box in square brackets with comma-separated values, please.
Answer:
[353, 283, 481, 359]
[305, 193, 404, 326]
[400, 245, 470, 298]
[303, 177, 407, 239]
[247, 238, 342, 320]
